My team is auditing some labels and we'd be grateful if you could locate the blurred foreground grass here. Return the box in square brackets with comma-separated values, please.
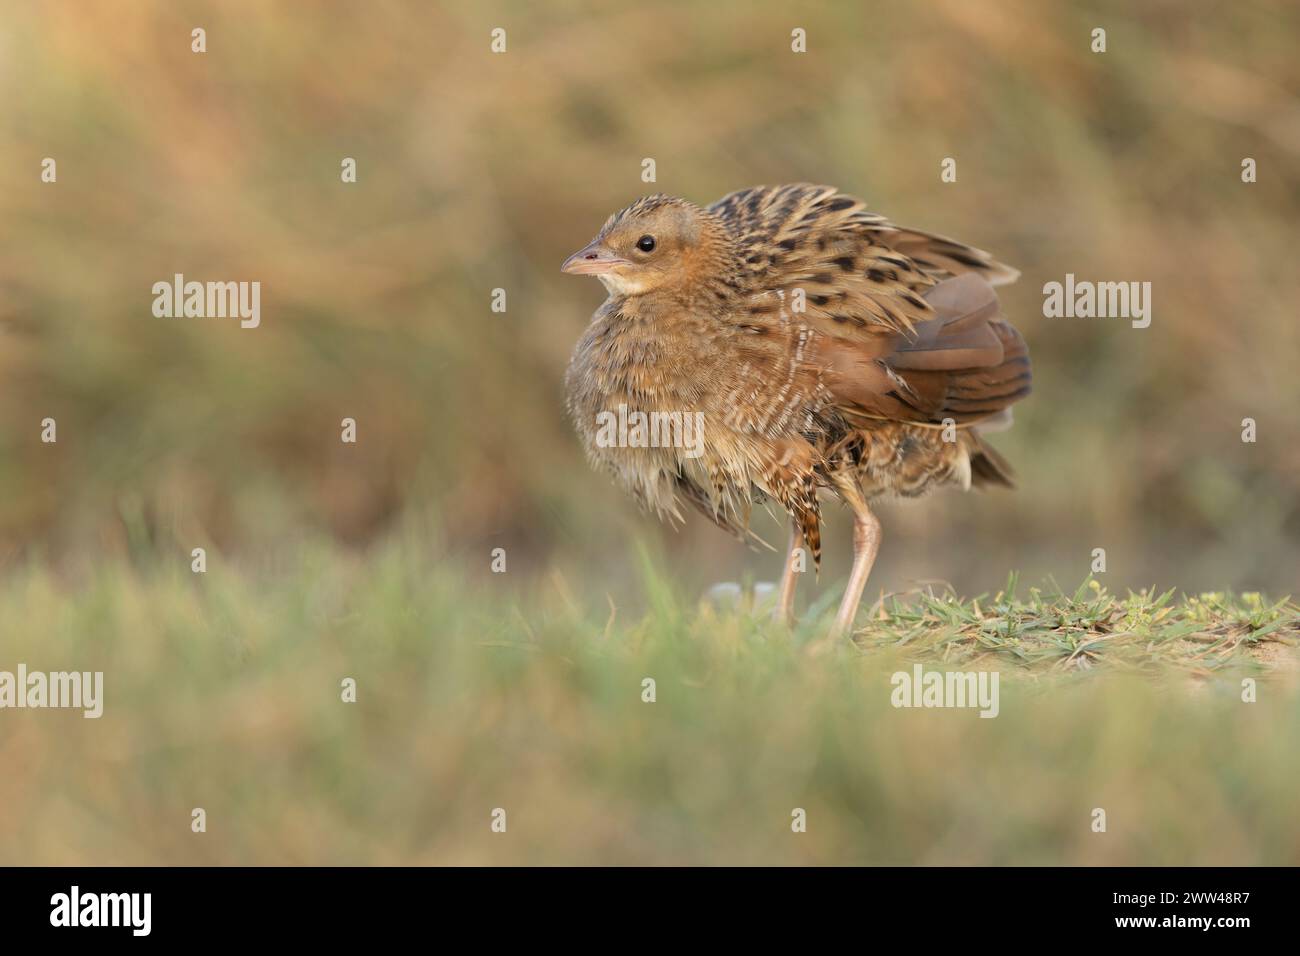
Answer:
[1, 533, 1296, 866]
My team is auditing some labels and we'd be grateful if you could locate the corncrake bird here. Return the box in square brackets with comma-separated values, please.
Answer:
[562, 184, 1030, 639]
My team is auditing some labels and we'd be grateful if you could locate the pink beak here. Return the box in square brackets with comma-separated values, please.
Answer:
[561, 241, 629, 275]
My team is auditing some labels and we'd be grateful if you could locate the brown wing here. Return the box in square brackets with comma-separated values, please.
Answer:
[709, 183, 936, 338]
[873, 226, 1020, 287]
[708, 184, 1028, 430]
[709, 183, 1020, 341]
[812, 272, 1031, 427]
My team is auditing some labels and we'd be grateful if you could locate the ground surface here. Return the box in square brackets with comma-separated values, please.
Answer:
[2, 539, 1297, 865]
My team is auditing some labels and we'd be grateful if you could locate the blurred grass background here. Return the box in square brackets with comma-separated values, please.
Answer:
[2, 0, 1299, 594]
[2, 0, 1299, 864]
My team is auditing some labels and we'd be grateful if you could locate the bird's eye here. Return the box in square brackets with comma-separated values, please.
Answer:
[636, 235, 656, 253]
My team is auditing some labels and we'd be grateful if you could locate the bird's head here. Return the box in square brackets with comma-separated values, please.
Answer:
[561, 195, 735, 299]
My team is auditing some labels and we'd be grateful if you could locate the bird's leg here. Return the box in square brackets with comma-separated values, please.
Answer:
[830, 477, 882, 640]
[773, 520, 804, 624]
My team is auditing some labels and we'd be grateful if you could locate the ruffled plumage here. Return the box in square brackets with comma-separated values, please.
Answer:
[563, 184, 1031, 602]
